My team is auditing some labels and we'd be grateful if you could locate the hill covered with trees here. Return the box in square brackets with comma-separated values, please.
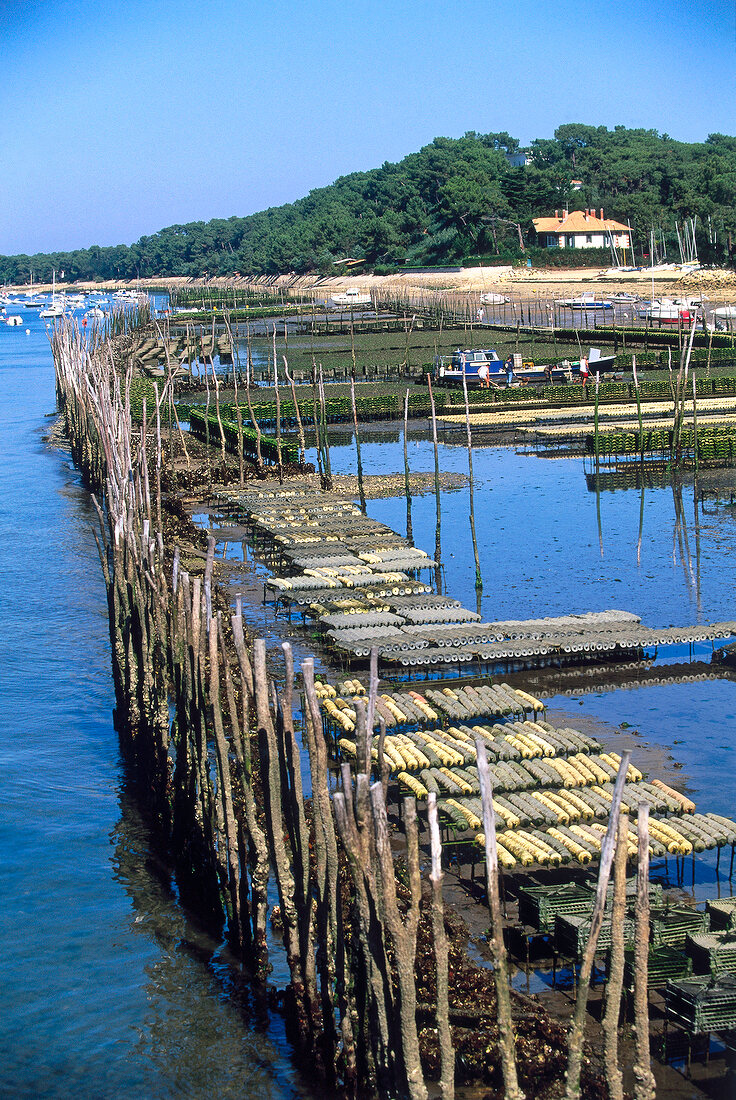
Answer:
[3, 124, 735, 283]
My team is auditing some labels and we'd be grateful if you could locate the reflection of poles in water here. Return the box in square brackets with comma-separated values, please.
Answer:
[595, 474, 604, 559]
[637, 483, 645, 567]
[403, 389, 413, 544]
[672, 480, 696, 596]
[461, 367, 482, 593]
[427, 376, 443, 595]
[351, 378, 366, 514]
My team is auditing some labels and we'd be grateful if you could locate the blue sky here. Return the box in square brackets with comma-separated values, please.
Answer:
[1, 0, 734, 255]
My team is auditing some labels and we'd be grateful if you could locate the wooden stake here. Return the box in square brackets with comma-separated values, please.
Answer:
[565, 750, 631, 1100]
[633, 803, 656, 1100]
[475, 736, 523, 1099]
[602, 813, 629, 1100]
[427, 793, 455, 1100]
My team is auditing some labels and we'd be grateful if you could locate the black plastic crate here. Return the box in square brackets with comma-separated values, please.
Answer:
[666, 974, 736, 1034]
[687, 931, 736, 976]
[706, 896, 736, 932]
[518, 882, 594, 933]
[651, 906, 710, 948]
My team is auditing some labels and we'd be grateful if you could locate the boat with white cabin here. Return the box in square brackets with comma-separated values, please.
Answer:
[433, 345, 616, 386]
[39, 300, 66, 319]
[327, 287, 372, 309]
[554, 293, 613, 310]
[638, 298, 695, 323]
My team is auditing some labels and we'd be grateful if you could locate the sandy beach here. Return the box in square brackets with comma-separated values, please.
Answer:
[8, 263, 736, 304]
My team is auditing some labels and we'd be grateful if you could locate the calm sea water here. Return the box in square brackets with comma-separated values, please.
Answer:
[316, 430, 736, 901]
[0, 313, 309, 1099]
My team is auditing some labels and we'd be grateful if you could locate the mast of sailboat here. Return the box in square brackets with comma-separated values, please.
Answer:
[650, 229, 655, 303]
[627, 219, 635, 267]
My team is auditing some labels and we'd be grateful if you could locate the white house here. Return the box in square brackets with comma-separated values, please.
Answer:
[533, 209, 630, 250]
[505, 151, 533, 168]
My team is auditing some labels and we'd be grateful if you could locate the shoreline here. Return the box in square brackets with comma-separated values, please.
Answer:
[6, 263, 736, 302]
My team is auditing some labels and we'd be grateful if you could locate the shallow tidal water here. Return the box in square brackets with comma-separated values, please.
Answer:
[315, 430, 736, 902]
[0, 314, 311, 1099]
[3, 306, 736, 1097]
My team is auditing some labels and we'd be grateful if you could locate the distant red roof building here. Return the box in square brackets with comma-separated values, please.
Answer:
[533, 209, 630, 250]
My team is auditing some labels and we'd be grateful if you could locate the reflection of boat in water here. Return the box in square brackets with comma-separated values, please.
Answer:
[433, 346, 616, 386]
[555, 293, 613, 310]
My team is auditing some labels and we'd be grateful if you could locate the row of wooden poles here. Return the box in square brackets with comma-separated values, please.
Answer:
[373, 283, 694, 334]
[52, 318, 659, 1099]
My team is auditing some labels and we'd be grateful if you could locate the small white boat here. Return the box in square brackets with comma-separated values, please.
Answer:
[40, 300, 66, 319]
[639, 298, 695, 323]
[607, 292, 640, 304]
[40, 271, 66, 318]
[554, 293, 613, 310]
[480, 292, 510, 305]
[6, 315, 24, 326]
[327, 287, 372, 309]
[85, 307, 106, 321]
[712, 305, 736, 319]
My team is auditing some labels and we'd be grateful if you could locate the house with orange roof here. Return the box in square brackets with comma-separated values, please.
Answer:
[532, 208, 630, 250]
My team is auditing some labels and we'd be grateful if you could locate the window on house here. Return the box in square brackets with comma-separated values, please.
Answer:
[586, 234, 592, 244]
